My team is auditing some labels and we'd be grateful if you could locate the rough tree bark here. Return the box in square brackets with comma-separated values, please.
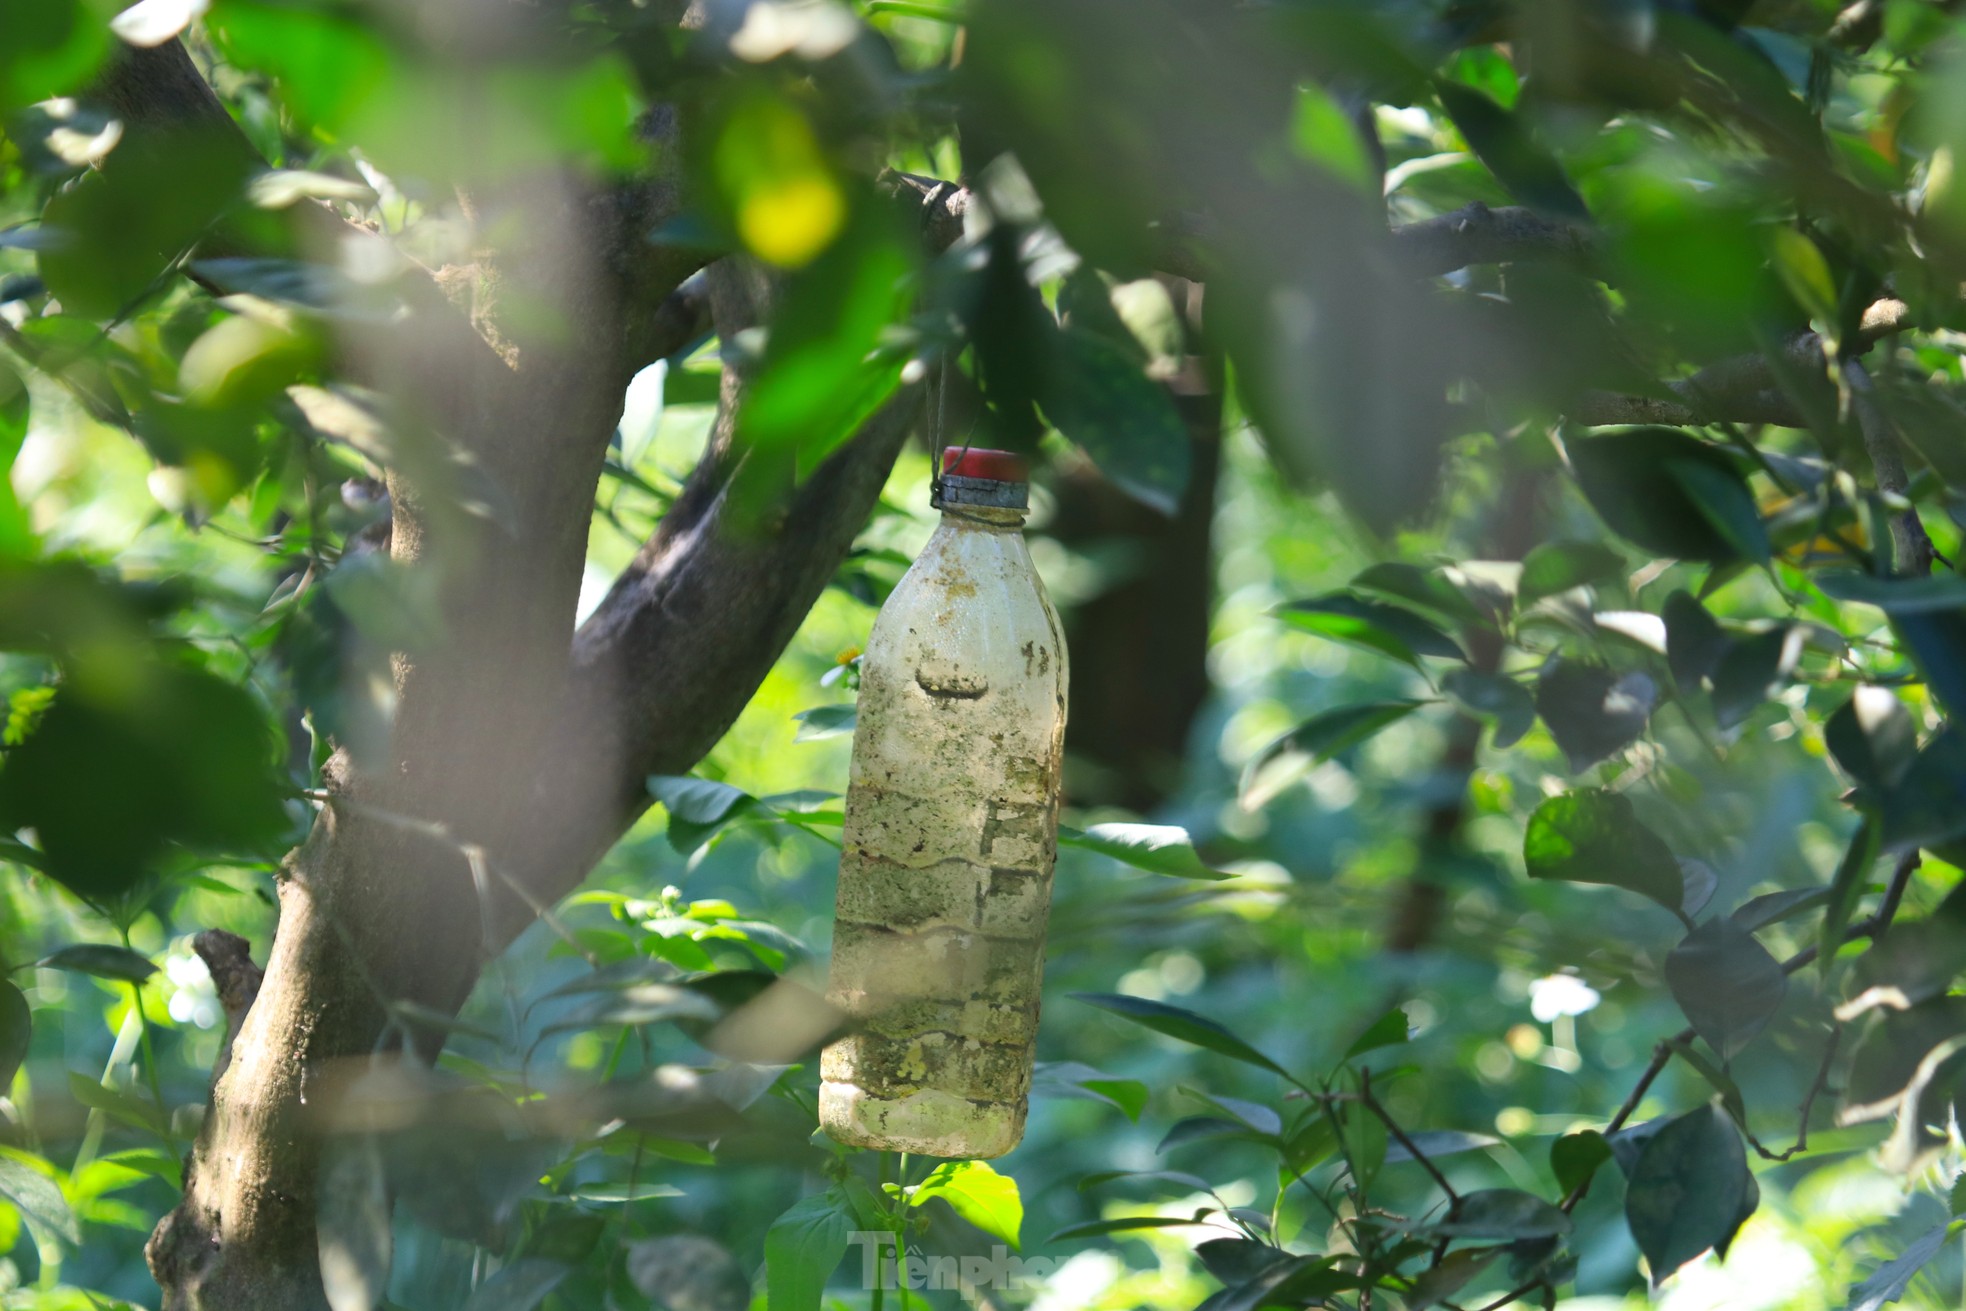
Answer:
[103, 30, 935, 1309]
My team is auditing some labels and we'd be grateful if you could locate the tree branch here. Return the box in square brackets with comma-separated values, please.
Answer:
[1568, 298, 1910, 428]
[1390, 201, 1595, 278]
[1844, 358, 1938, 576]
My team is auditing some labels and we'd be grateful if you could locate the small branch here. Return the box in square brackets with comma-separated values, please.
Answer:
[1359, 1068, 1459, 1204]
[1390, 201, 1595, 278]
[1573, 864, 1922, 1207]
[1844, 359, 1937, 577]
[1750, 1023, 1841, 1164]
[191, 929, 262, 1085]
[878, 170, 972, 254]
[1569, 298, 1910, 428]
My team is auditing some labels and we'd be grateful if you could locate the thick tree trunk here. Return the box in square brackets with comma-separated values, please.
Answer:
[101, 35, 939, 1310]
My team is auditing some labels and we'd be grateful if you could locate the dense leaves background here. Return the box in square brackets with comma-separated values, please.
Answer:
[6, 0, 1966, 1308]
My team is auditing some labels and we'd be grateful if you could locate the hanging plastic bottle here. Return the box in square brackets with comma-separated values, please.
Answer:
[820, 447, 1068, 1159]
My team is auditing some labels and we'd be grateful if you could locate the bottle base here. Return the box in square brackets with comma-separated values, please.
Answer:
[819, 1081, 1025, 1159]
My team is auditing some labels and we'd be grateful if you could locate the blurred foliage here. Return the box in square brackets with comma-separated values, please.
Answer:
[7, 0, 1966, 1309]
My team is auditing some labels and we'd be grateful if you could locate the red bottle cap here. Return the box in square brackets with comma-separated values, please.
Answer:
[941, 447, 1029, 483]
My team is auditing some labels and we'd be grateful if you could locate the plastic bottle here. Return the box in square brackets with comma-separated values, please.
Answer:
[820, 448, 1068, 1159]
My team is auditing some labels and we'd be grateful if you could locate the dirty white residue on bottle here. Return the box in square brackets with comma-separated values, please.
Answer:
[820, 456, 1067, 1160]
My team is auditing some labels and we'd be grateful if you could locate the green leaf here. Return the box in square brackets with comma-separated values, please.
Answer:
[1816, 571, 1966, 613]
[0, 667, 291, 903]
[1821, 817, 1881, 982]
[1240, 701, 1423, 808]
[1180, 1088, 1282, 1137]
[1664, 591, 1729, 691]
[1386, 1129, 1500, 1164]
[1827, 688, 1918, 793]
[647, 776, 758, 856]
[1334, 1088, 1387, 1191]
[1434, 80, 1588, 220]
[0, 1155, 78, 1246]
[764, 1191, 852, 1311]
[1205, 1255, 1355, 1311]
[1664, 916, 1788, 1061]
[1406, 1248, 1500, 1311]
[69, 1072, 169, 1137]
[1550, 1130, 1611, 1194]
[1770, 229, 1839, 329]
[1534, 662, 1656, 773]
[1074, 993, 1289, 1077]
[1277, 594, 1465, 668]
[792, 704, 857, 742]
[1523, 789, 1683, 910]
[459, 1259, 569, 1311]
[0, 982, 26, 1093]
[1343, 1007, 1411, 1060]
[1079, 1077, 1150, 1122]
[1733, 887, 1831, 933]
[1059, 824, 1228, 880]
[736, 200, 914, 470]
[1349, 562, 1488, 628]
[1195, 1236, 1290, 1288]
[1518, 541, 1627, 605]
[568, 1182, 686, 1202]
[908, 1160, 1023, 1250]
[1667, 452, 1777, 566]
[1433, 1189, 1572, 1240]
[1041, 325, 1190, 515]
[1569, 429, 1766, 564]
[1841, 891, 1966, 1019]
[1624, 1104, 1755, 1283]
[1847, 1221, 1951, 1311]
[1879, 729, 1966, 852]
[1440, 670, 1536, 748]
[1159, 1116, 1270, 1154]
[37, 944, 155, 983]
[1290, 79, 1374, 189]
[1839, 996, 1966, 1124]
[1710, 627, 1802, 729]
[207, 0, 393, 131]
[1048, 1215, 1213, 1242]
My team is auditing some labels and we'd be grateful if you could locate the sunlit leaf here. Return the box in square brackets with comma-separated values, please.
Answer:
[1241, 701, 1423, 808]
[1524, 789, 1682, 910]
[0, 983, 28, 1093]
[1060, 824, 1228, 880]
[909, 1160, 1022, 1249]
[1277, 594, 1465, 668]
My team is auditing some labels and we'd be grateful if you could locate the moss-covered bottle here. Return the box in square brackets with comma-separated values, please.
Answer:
[820, 448, 1068, 1158]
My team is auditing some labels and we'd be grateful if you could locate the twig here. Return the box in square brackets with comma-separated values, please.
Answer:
[1358, 1068, 1459, 1204]
[1749, 1023, 1841, 1164]
[1569, 298, 1910, 429]
[1844, 360, 1937, 577]
[1570, 862, 1921, 1208]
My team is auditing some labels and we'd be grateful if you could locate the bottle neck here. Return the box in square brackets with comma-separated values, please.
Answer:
[938, 504, 1028, 531]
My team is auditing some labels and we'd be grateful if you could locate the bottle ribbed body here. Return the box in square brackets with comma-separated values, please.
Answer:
[819, 507, 1067, 1158]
